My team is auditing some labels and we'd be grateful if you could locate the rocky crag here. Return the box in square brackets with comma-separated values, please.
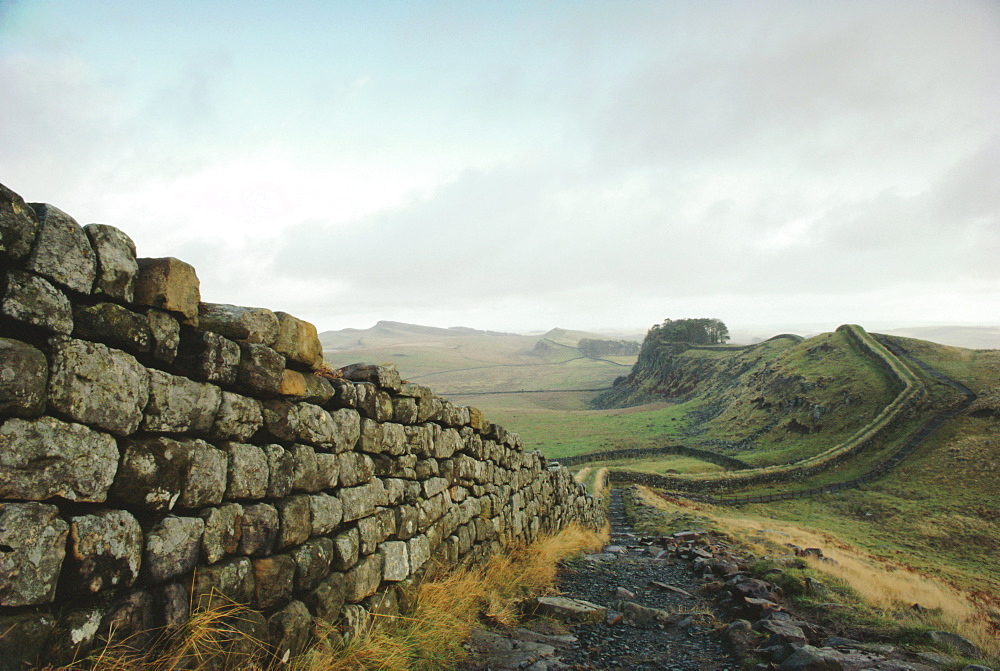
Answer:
[0, 182, 603, 669]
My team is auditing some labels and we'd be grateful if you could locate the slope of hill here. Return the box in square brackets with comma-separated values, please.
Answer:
[881, 325, 1000, 350]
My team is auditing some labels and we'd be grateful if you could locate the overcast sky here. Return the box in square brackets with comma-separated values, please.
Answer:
[2, 1, 998, 334]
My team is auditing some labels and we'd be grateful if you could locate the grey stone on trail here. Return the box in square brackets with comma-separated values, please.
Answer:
[211, 391, 263, 442]
[142, 368, 221, 434]
[0, 182, 39, 260]
[0, 502, 69, 606]
[237, 503, 279, 557]
[0, 338, 47, 417]
[534, 596, 607, 624]
[1, 269, 73, 334]
[84, 223, 138, 302]
[146, 308, 180, 363]
[143, 515, 204, 583]
[200, 503, 244, 564]
[25, 203, 96, 294]
[0, 416, 119, 502]
[47, 336, 149, 436]
[134, 257, 200, 325]
[66, 509, 142, 594]
[198, 302, 279, 345]
[778, 644, 849, 670]
[72, 302, 151, 354]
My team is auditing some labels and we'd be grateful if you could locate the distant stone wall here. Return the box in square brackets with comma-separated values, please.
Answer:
[0, 183, 603, 669]
[558, 445, 750, 470]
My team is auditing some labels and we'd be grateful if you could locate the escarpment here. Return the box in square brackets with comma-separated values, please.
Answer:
[0, 182, 603, 668]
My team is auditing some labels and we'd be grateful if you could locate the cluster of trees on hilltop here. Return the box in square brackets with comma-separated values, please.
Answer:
[648, 318, 730, 345]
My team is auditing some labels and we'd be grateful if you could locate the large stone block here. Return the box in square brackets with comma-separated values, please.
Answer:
[66, 509, 142, 593]
[47, 337, 149, 436]
[268, 600, 312, 662]
[84, 223, 138, 302]
[172, 438, 228, 508]
[380, 541, 409, 582]
[0, 502, 68, 606]
[175, 328, 240, 385]
[407, 535, 431, 574]
[0, 338, 47, 417]
[252, 554, 295, 610]
[72, 302, 151, 354]
[0, 416, 118, 502]
[110, 437, 184, 512]
[147, 308, 180, 362]
[343, 553, 382, 603]
[237, 503, 279, 557]
[290, 443, 320, 492]
[261, 399, 296, 442]
[224, 442, 269, 500]
[143, 515, 204, 583]
[142, 369, 221, 434]
[315, 451, 340, 489]
[0, 182, 38, 261]
[1, 269, 73, 334]
[358, 418, 406, 455]
[340, 363, 403, 392]
[357, 507, 396, 555]
[301, 373, 335, 405]
[339, 483, 380, 523]
[134, 257, 200, 325]
[190, 557, 254, 610]
[262, 444, 295, 498]
[331, 527, 360, 572]
[304, 572, 347, 620]
[338, 452, 375, 487]
[198, 303, 279, 345]
[200, 503, 244, 564]
[433, 427, 462, 459]
[275, 495, 311, 550]
[291, 537, 334, 592]
[237, 342, 285, 395]
[24, 203, 96, 294]
[290, 402, 337, 448]
[330, 408, 361, 452]
[309, 492, 343, 536]
[211, 391, 263, 442]
[273, 311, 323, 369]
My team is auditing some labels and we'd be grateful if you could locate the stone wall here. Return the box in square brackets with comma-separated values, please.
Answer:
[0, 183, 603, 669]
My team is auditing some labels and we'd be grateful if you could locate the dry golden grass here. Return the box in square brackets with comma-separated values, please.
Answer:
[573, 466, 592, 484]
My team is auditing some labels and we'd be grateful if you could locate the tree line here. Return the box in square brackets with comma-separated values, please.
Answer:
[647, 318, 730, 345]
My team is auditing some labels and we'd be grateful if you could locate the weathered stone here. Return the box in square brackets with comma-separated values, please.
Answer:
[0, 612, 54, 671]
[190, 557, 255, 610]
[290, 402, 337, 448]
[358, 508, 397, 555]
[66, 509, 142, 593]
[344, 553, 382, 602]
[41, 607, 104, 668]
[275, 495, 311, 550]
[72, 302, 151, 354]
[273, 311, 323, 369]
[84, 223, 137, 302]
[535, 596, 607, 624]
[433, 427, 462, 459]
[0, 416, 118, 502]
[339, 603, 370, 641]
[338, 452, 375, 487]
[394, 505, 419, 541]
[331, 408, 362, 452]
[100, 589, 156, 649]
[290, 443, 320, 492]
[200, 503, 244, 564]
[224, 442, 269, 500]
[179, 439, 231, 507]
[142, 369, 221, 434]
[0, 339, 45, 418]
[0, 502, 68, 606]
[198, 303, 279, 345]
[176, 328, 240, 384]
[238, 503, 279, 557]
[928, 631, 982, 658]
[778, 645, 846, 671]
[143, 515, 204, 583]
[407, 535, 431, 574]
[252, 554, 295, 609]
[380, 541, 409, 581]
[110, 437, 184, 512]
[1, 269, 73, 334]
[315, 451, 340, 488]
[373, 453, 417, 479]
[134, 257, 200, 325]
[310, 492, 343, 535]
[211, 391, 263, 442]
[237, 342, 285, 395]
[268, 600, 312, 662]
[47, 337, 149, 436]
[279, 369, 308, 397]
[158, 582, 189, 629]
[359, 418, 407, 455]
[0, 182, 38, 261]
[423, 477, 450, 498]
[392, 396, 419, 425]
[330, 379, 358, 408]
[305, 571, 347, 620]
[24, 203, 96, 294]
[340, 363, 403, 392]
[291, 537, 334, 591]
[262, 443, 295, 498]
[146, 308, 180, 362]
[406, 424, 434, 457]
[340, 483, 380, 522]
[331, 527, 360, 571]
[302, 373, 335, 405]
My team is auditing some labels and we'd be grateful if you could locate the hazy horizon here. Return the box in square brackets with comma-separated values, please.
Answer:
[3, 1, 997, 334]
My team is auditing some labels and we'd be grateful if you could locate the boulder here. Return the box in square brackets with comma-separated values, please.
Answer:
[72, 302, 151, 354]
[24, 203, 96, 294]
[273, 311, 323, 369]
[142, 369, 221, 434]
[237, 342, 285, 395]
[47, 336, 149, 436]
[928, 631, 982, 658]
[66, 509, 143, 593]
[134, 257, 200, 325]
[534, 596, 607, 624]
[0, 338, 47, 417]
[0, 182, 38, 261]
[0, 502, 69, 606]
[84, 223, 138, 302]
[198, 303, 279, 345]
[0, 269, 73, 334]
[200, 503, 244, 564]
[0, 416, 119, 502]
[211, 391, 263, 442]
[143, 515, 205, 583]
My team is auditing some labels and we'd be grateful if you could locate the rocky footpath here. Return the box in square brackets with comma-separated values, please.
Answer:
[461, 487, 996, 671]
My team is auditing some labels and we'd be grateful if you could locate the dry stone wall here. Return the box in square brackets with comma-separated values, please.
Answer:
[0, 183, 603, 669]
